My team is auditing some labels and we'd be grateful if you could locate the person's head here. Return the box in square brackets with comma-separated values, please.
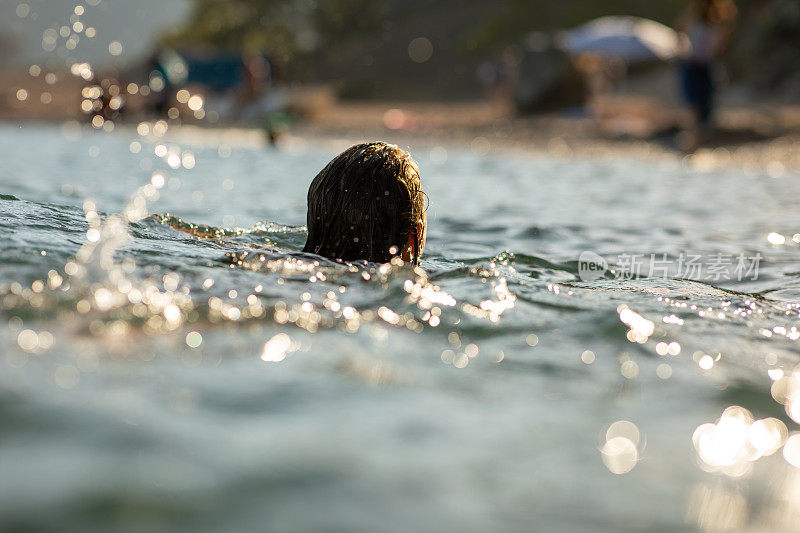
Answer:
[302, 142, 426, 264]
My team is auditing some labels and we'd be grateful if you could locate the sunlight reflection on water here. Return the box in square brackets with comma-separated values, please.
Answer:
[2, 114, 800, 530]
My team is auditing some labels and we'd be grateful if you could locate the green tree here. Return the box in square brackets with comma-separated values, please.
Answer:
[161, 0, 303, 60]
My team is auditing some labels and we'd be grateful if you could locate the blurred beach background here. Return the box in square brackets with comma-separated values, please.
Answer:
[2, 1, 800, 532]
[1, 0, 798, 161]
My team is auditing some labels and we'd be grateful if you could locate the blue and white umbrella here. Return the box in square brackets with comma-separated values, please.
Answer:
[559, 16, 684, 62]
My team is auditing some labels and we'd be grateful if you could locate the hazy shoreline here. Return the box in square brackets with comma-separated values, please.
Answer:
[6, 97, 799, 173]
[289, 98, 800, 169]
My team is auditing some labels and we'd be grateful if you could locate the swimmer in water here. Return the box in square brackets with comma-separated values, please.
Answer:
[160, 141, 427, 265]
[302, 141, 427, 265]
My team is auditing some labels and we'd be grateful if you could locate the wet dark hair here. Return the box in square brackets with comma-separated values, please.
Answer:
[302, 142, 425, 264]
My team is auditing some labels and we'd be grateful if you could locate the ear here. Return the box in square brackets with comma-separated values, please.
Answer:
[401, 218, 426, 263]
[401, 230, 416, 263]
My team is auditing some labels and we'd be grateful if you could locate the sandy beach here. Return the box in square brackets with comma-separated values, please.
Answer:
[289, 96, 800, 171]
[3, 63, 798, 176]
[4, 63, 797, 171]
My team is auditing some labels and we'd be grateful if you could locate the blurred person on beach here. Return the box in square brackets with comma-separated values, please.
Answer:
[241, 52, 274, 103]
[476, 46, 521, 110]
[676, 0, 738, 147]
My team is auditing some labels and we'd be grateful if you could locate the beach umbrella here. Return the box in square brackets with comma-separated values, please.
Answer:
[558, 16, 683, 62]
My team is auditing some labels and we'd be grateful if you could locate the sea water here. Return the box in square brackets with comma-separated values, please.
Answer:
[2, 122, 800, 532]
